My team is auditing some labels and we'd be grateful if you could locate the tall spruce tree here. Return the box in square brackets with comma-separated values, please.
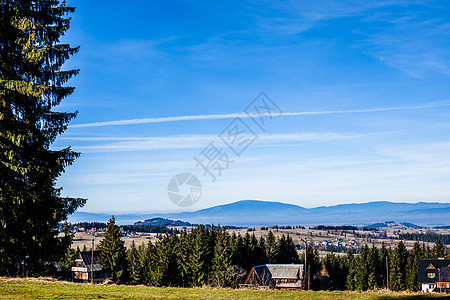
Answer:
[187, 227, 206, 287]
[211, 227, 232, 287]
[355, 244, 369, 291]
[379, 242, 389, 289]
[432, 238, 447, 259]
[143, 239, 160, 286]
[98, 217, 128, 282]
[58, 221, 75, 270]
[406, 241, 422, 291]
[346, 249, 357, 290]
[265, 230, 278, 263]
[389, 241, 408, 291]
[127, 240, 142, 284]
[0, 0, 85, 276]
[367, 244, 380, 289]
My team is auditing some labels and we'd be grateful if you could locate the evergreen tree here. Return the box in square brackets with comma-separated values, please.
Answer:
[211, 227, 232, 287]
[257, 235, 267, 264]
[406, 241, 422, 291]
[0, 0, 86, 276]
[389, 241, 408, 291]
[285, 234, 300, 264]
[379, 242, 389, 289]
[276, 234, 288, 263]
[355, 244, 369, 291]
[98, 217, 128, 282]
[367, 244, 380, 289]
[143, 240, 160, 286]
[432, 238, 447, 259]
[248, 233, 265, 269]
[322, 251, 347, 290]
[187, 227, 207, 287]
[346, 249, 357, 290]
[301, 244, 320, 290]
[155, 232, 180, 286]
[58, 247, 75, 271]
[265, 231, 278, 263]
[127, 240, 142, 284]
[58, 221, 75, 270]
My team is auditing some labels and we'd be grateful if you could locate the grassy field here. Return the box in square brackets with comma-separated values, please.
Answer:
[1, 278, 449, 300]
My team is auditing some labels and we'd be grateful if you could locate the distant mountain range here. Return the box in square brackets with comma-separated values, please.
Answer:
[68, 200, 450, 227]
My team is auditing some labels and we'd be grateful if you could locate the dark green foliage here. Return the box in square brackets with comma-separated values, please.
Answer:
[379, 242, 389, 289]
[276, 234, 300, 264]
[398, 233, 450, 244]
[405, 241, 422, 292]
[432, 238, 447, 259]
[389, 241, 408, 291]
[0, 0, 85, 276]
[127, 240, 143, 284]
[211, 227, 232, 287]
[121, 224, 173, 234]
[321, 251, 349, 290]
[355, 244, 369, 291]
[300, 244, 321, 290]
[155, 233, 180, 286]
[97, 217, 128, 283]
[58, 221, 75, 270]
[264, 230, 278, 263]
[346, 249, 357, 290]
[367, 244, 380, 289]
[73, 222, 108, 230]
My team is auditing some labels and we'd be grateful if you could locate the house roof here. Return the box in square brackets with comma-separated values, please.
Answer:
[79, 251, 103, 272]
[417, 259, 450, 284]
[253, 264, 304, 280]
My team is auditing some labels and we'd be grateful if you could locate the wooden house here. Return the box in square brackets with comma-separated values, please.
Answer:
[71, 251, 107, 282]
[417, 259, 450, 293]
[244, 264, 304, 289]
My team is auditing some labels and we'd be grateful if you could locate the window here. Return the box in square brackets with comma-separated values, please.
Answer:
[427, 273, 435, 278]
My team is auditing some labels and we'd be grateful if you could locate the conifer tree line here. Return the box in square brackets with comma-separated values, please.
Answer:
[81, 218, 448, 290]
[90, 218, 300, 286]
[306, 239, 448, 291]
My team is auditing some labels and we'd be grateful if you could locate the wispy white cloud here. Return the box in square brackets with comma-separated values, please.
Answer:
[70, 100, 450, 128]
[62, 131, 397, 153]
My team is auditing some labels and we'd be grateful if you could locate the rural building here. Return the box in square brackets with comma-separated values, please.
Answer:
[417, 259, 450, 293]
[71, 251, 107, 282]
[244, 264, 304, 289]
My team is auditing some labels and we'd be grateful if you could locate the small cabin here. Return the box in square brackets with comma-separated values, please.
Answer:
[417, 259, 450, 293]
[244, 264, 304, 289]
[71, 251, 107, 283]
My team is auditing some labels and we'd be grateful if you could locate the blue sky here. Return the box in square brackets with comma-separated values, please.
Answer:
[55, 0, 450, 213]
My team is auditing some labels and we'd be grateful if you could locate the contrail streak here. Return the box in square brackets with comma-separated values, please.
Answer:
[70, 101, 450, 128]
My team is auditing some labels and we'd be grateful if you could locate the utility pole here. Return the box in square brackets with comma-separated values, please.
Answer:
[438, 268, 441, 293]
[301, 238, 308, 290]
[386, 256, 389, 290]
[91, 231, 94, 284]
